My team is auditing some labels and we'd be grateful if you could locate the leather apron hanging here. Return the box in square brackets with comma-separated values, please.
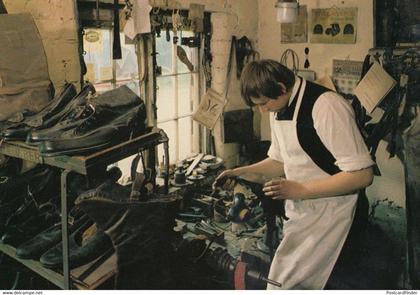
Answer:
[267, 79, 358, 289]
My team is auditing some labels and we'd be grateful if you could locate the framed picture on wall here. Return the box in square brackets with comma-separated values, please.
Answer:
[310, 7, 357, 44]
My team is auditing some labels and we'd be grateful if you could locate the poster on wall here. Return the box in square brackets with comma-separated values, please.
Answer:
[332, 59, 363, 95]
[281, 5, 308, 43]
[310, 7, 357, 44]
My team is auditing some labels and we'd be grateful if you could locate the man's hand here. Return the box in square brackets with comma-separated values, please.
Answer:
[213, 169, 239, 191]
[263, 178, 310, 200]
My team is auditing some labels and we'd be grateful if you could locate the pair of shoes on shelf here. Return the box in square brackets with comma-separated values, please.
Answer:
[0, 165, 48, 205]
[16, 210, 90, 260]
[15, 208, 114, 270]
[0, 83, 79, 141]
[1, 202, 60, 247]
[28, 84, 142, 147]
[39, 92, 146, 156]
[76, 180, 181, 289]
[39, 221, 113, 270]
[25, 83, 95, 145]
[16, 167, 122, 266]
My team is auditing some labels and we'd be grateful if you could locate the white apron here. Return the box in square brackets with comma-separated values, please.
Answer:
[267, 79, 358, 290]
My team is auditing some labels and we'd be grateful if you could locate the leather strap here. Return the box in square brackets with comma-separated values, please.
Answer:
[113, 0, 122, 59]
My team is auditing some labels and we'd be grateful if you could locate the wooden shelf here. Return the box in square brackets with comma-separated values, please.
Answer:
[0, 243, 66, 289]
[0, 127, 168, 175]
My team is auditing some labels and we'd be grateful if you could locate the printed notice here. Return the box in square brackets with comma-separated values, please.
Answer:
[192, 88, 226, 130]
[354, 62, 397, 113]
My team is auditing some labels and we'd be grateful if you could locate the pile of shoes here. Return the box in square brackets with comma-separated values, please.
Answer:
[76, 176, 182, 289]
[0, 163, 123, 270]
[0, 83, 147, 157]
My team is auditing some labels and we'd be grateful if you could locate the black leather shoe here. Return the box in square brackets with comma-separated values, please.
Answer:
[0, 156, 22, 178]
[26, 83, 95, 145]
[39, 125, 123, 156]
[26, 84, 141, 146]
[1, 198, 37, 235]
[39, 104, 145, 157]
[27, 104, 96, 144]
[1, 203, 60, 247]
[39, 223, 112, 269]
[0, 165, 47, 205]
[1, 84, 77, 141]
[15, 212, 89, 260]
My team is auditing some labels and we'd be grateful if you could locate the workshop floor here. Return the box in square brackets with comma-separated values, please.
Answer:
[327, 197, 408, 290]
[0, 197, 408, 290]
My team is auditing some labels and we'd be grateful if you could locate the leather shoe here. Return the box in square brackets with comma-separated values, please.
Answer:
[16, 211, 89, 260]
[39, 222, 112, 269]
[1, 202, 60, 247]
[26, 83, 95, 145]
[0, 156, 22, 178]
[27, 104, 96, 144]
[39, 104, 145, 156]
[1, 83, 77, 141]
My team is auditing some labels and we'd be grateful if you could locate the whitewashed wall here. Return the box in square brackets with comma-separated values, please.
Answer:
[4, 0, 82, 93]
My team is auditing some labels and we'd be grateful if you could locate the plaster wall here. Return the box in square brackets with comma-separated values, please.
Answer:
[4, 0, 82, 93]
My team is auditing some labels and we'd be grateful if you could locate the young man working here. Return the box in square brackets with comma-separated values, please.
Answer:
[215, 59, 374, 289]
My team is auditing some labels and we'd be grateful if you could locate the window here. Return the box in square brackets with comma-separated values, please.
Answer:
[83, 28, 140, 94]
[155, 30, 200, 165]
[83, 28, 141, 183]
[82, 27, 202, 179]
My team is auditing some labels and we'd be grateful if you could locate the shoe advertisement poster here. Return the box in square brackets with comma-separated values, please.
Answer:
[310, 7, 357, 44]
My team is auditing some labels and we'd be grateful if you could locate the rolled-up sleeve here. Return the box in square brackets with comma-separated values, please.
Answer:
[267, 113, 284, 163]
[313, 92, 375, 172]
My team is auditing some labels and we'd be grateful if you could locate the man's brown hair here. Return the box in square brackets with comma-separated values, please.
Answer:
[240, 59, 295, 106]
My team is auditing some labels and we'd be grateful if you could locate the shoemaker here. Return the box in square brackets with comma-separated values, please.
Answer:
[215, 59, 375, 289]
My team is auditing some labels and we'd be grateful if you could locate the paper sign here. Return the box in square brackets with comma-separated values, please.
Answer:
[124, 0, 152, 39]
[100, 66, 113, 81]
[332, 59, 363, 94]
[192, 88, 226, 130]
[353, 62, 397, 113]
[311, 8, 357, 44]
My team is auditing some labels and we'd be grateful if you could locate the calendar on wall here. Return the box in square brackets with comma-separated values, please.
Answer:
[332, 59, 363, 95]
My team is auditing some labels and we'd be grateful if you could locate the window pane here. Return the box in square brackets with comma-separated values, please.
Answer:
[178, 74, 192, 116]
[116, 80, 141, 97]
[156, 32, 173, 75]
[176, 31, 195, 74]
[178, 116, 192, 161]
[116, 33, 139, 80]
[156, 77, 176, 121]
[157, 120, 177, 164]
[83, 29, 112, 83]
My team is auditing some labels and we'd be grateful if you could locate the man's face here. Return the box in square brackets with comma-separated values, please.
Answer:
[251, 83, 291, 113]
[251, 94, 289, 113]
